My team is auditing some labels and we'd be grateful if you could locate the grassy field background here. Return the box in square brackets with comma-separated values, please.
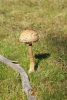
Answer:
[0, 0, 67, 100]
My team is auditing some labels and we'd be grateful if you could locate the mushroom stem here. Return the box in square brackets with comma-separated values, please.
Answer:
[28, 43, 35, 73]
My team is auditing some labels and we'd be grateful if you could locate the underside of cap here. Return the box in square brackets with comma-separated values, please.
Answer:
[19, 30, 39, 43]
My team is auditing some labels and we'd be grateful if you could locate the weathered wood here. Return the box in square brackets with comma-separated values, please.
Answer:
[0, 55, 37, 100]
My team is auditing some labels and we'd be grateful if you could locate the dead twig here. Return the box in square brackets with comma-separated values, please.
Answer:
[0, 55, 37, 100]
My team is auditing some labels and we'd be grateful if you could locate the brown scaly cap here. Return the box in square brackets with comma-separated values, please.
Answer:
[19, 30, 39, 43]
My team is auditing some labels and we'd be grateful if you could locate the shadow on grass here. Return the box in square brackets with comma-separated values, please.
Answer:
[34, 53, 50, 71]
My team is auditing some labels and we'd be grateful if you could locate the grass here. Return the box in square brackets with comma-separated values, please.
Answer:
[0, 0, 67, 100]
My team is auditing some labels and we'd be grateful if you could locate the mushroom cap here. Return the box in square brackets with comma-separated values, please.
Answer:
[19, 30, 39, 43]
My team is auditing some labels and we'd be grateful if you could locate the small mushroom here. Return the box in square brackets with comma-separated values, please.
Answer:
[19, 30, 39, 73]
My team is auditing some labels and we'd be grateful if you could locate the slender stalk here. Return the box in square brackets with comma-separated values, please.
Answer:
[28, 43, 35, 73]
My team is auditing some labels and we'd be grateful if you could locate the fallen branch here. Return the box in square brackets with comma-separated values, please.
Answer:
[0, 55, 37, 100]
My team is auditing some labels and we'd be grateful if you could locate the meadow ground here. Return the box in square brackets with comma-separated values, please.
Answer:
[0, 0, 67, 100]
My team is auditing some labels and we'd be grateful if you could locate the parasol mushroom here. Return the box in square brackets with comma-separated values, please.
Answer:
[19, 30, 39, 73]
